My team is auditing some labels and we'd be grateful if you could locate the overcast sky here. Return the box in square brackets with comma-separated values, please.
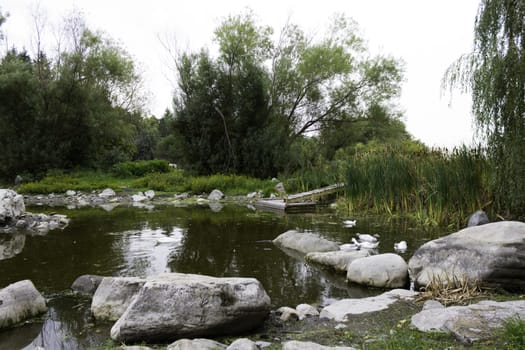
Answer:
[1, 0, 480, 148]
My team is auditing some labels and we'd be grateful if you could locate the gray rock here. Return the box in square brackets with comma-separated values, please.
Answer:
[91, 277, 146, 321]
[167, 338, 227, 350]
[121, 346, 154, 350]
[132, 192, 147, 202]
[467, 210, 489, 227]
[226, 338, 258, 350]
[14, 175, 23, 186]
[296, 303, 319, 320]
[71, 275, 104, 296]
[411, 300, 525, 344]
[65, 190, 76, 196]
[0, 189, 25, 224]
[99, 188, 116, 198]
[283, 341, 357, 350]
[276, 306, 300, 321]
[347, 253, 408, 288]
[144, 190, 155, 200]
[0, 233, 25, 260]
[0, 280, 47, 329]
[320, 289, 418, 322]
[408, 221, 525, 290]
[208, 189, 224, 201]
[306, 250, 371, 272]
[273, 230, 340, 255]
[110, 273, 271, 343]
[422, 299, 445, 311]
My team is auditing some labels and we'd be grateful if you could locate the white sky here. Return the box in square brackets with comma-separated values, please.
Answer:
[1, 0, 479, 148]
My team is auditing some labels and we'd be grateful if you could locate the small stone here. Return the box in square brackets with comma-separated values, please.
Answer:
[276, 306, 299, 321]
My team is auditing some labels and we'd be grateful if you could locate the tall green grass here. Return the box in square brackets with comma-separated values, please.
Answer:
[341, 146, 491, 227]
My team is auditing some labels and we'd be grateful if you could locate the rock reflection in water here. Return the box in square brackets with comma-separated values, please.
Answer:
[0, 233, 25, 260]
[0, 296, 110, 350]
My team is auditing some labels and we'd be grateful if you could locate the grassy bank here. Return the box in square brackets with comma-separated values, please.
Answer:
[16, 161, 277, 197]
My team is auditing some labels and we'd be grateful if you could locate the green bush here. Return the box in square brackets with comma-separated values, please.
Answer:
[112, 160, 171, 177]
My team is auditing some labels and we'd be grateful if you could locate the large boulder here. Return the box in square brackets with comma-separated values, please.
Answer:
[306, 250, 371, 273]
[408, 221, 525, 290]
[319, 289, 417, 322]
[0, 280, 47, 329]
[91, 277, 146, 321]
[346, 253, 408, 288]
[273, 230, 340, 255]
[110, 273, 271, 343]
[411, 300, 525, 344]
[0, 189, 25, 224]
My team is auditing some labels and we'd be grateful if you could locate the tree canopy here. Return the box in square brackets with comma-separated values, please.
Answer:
[168, 12, 406, 177]
[444, 0, 525, 217]
[0, 13, 146, 180]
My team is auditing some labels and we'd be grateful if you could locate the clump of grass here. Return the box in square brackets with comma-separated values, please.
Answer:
[340, 145, 491, 227]
[416, 273, 483, 306]
[500, 316, 525, 349]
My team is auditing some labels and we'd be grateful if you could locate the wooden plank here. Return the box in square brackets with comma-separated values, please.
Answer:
[286, 183, 345, 203]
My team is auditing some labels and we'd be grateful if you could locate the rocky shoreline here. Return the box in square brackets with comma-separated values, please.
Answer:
[2, 188, 525, 349]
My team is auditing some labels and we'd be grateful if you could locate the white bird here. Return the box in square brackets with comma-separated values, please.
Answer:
[342, 219, 357, 228]
[340, 242, 360, 251]
[352, 238, 379, 249]
[356, 233, 378, 243]
[394, 241, 408, 252]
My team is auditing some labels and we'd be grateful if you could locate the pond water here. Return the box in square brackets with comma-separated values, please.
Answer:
[0, 202, 443, 349]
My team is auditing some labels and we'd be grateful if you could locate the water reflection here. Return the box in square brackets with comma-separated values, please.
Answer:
[0, 233, 25, 260]
[0, 204, 439, 349]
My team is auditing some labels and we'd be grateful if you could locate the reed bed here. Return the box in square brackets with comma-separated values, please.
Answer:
[342, 146, 490, 227]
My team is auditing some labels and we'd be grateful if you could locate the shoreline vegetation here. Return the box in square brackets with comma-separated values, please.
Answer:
[13, 146, 493, 229]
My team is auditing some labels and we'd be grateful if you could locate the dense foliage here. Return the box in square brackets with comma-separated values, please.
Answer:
[0, 14, 148, 181]
[444, 0, 525, 218]
[166, 12, 407, 177]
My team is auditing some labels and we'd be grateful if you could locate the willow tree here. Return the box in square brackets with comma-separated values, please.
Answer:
[444, 0, 525, 217]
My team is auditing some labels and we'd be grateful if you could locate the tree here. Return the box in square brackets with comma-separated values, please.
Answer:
[270, 14, 404, 138]
[444, 0, 525, 217]
[0, 13, 145, 179]
[170, 11, 405, 177]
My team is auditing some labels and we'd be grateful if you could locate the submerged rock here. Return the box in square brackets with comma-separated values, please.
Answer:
[0, 280, 47, 329]
[306, 250, 371, 272]
[273, 230, 340, 255]
[71, 274, 105, 296]
[408, 221, 525, 291]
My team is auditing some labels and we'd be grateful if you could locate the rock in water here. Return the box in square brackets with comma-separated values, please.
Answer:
[0, 189, 25, 224]
[408, 221, 525, 290]
[0, 280, 47, 329]
[346, 253, 408, 288]
[110, 273, 271, 343]
[273, 230, 340, 255]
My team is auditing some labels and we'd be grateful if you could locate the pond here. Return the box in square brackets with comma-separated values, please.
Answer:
[0, 202, 441, 349]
